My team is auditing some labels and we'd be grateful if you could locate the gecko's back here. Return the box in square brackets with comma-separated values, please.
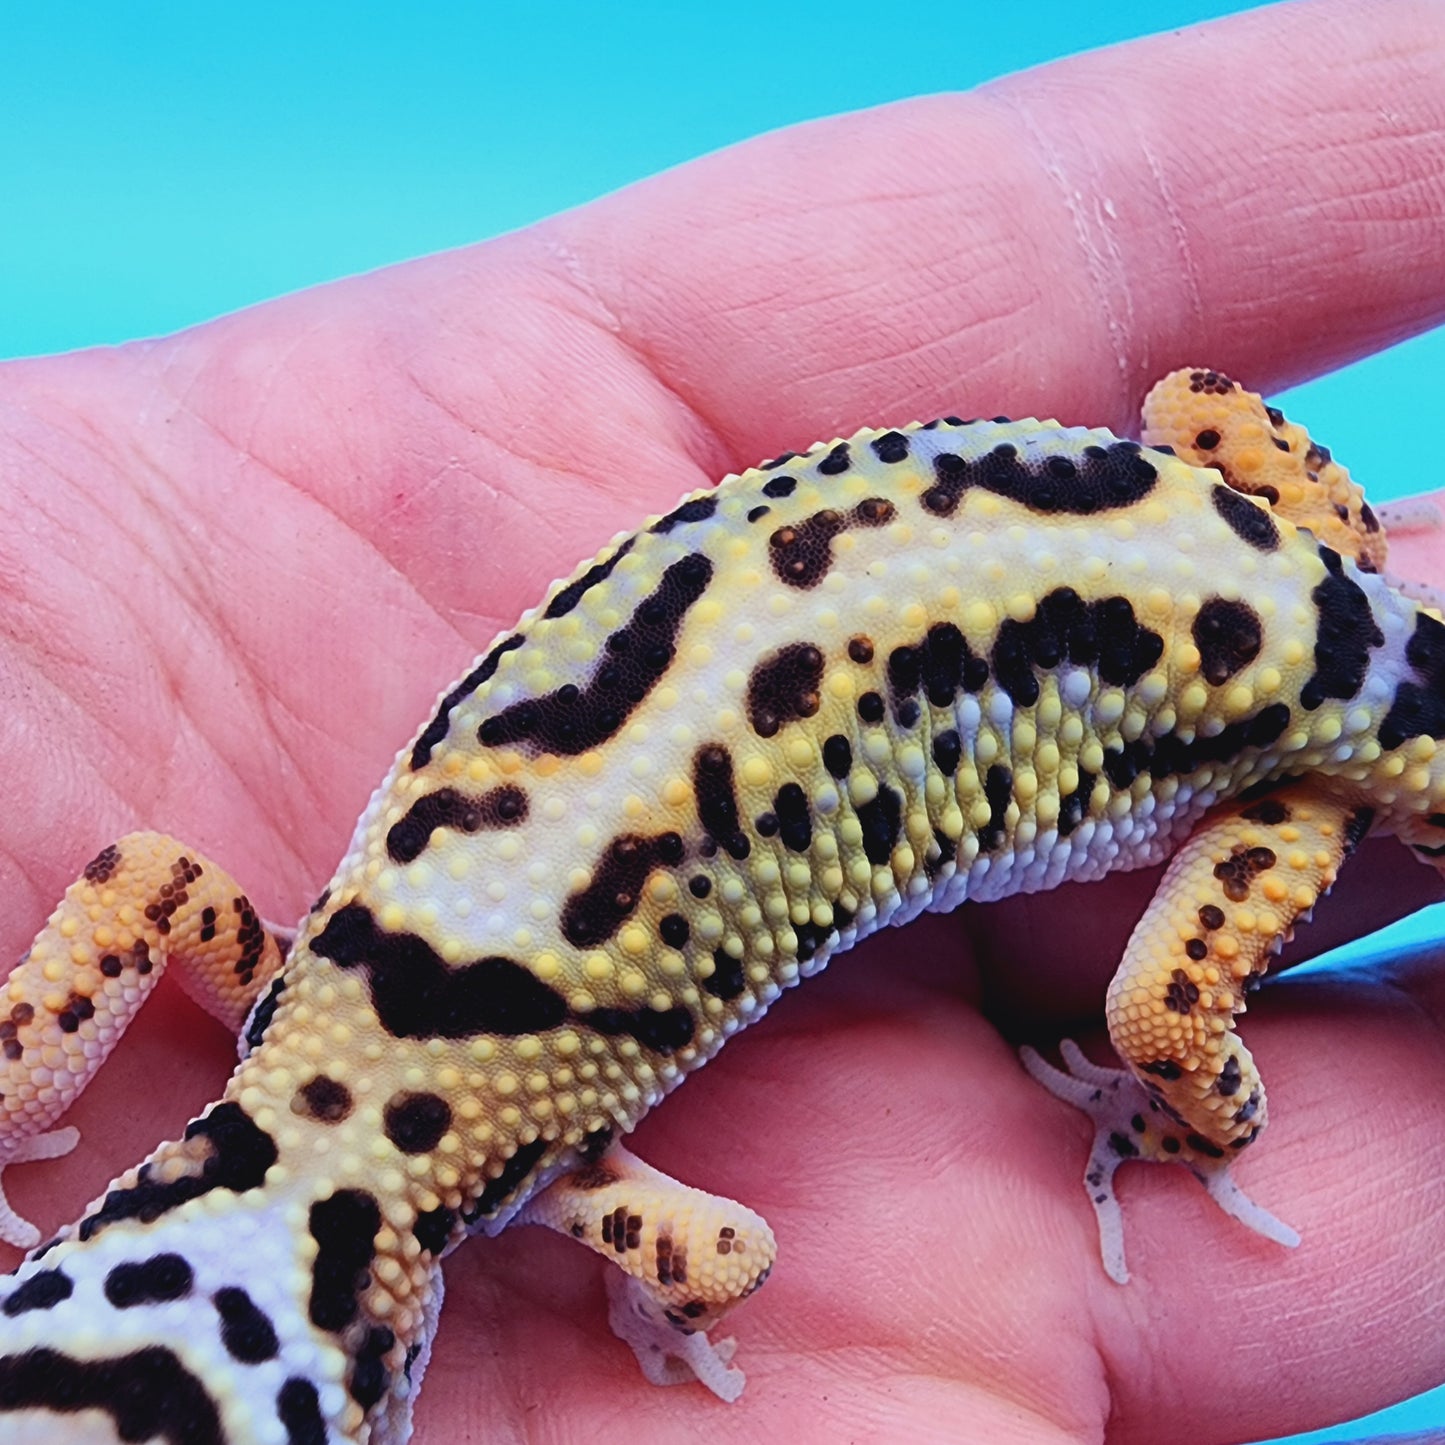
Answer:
[3, 374, 1444, 1443]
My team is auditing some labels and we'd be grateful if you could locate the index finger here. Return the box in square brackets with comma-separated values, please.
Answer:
[532, 0, 1445, 455]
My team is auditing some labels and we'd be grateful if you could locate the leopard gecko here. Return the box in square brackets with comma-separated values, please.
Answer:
[0, 367, 1442, 1444]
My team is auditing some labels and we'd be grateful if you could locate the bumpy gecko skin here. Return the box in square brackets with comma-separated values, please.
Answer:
[3, 369, 1444, 1443]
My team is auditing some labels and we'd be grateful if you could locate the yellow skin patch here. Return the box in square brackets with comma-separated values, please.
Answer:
[1142, 366, 1389, 573]
[3, 369, 1445, 1442]
[0, 834, 285, 1246]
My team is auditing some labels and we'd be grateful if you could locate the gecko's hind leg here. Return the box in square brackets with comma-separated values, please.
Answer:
[0, 832, 287, 1248]
[1021, 1042, 1297, 1283]
[518, 1143, 775, 1401]
[1024, 778, 1370, 1281]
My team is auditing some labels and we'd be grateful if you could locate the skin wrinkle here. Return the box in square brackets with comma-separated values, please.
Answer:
[1136, 138, 1204, 345]
[985, 87, 1139, 401]
[532, 237, 740, 491]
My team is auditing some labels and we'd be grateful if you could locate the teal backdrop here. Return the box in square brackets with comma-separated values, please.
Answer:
[2, 5, 1440, 1441]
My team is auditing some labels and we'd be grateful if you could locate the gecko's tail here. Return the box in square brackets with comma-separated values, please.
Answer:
[0, 1098, 443, 1445]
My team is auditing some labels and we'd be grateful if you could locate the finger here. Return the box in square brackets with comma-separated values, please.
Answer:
[1092, 943, 1445, 1441]
[541, 0, 1445, 451]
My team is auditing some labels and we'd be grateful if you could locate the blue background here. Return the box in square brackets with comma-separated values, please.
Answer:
[3, 3, 1440, 1440]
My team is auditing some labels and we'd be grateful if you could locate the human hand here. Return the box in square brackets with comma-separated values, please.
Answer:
[2, 1, 1444, 1440]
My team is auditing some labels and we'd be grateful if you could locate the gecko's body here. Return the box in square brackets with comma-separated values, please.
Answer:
[2, 370, 1443, 1443]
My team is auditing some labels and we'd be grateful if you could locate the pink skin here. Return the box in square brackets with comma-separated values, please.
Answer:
[2, 1, 1445, 1440]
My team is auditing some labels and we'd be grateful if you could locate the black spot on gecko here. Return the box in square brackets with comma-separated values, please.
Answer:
[650, 496, 718, 534]
[214, 1286, 280, 1363]
[660, 913, 690, 947]
[856, 785, 902, 865]
[411, 632, 524, 770]
[816, 442, 851, 475]
[889, 624, 989, 722]
[1192, 598, 1263, 686]
[414, 1205, 456, 1254]
[1379, 611, 1445, 749]
[295, 1075, 353, 1124]
[688, 874, 712, 899]
[1217, 1055, 1243, 1097]
[847, 636, 874, 664]
[1299, 546, 1383, 709]
[54, 991, 94, 1035]
[83, 843, 122, 884]
[1185, 938, 1208, 960]
[386, 784, 529, 864]
[704, 949, 746, 1001]
[1102, 703, 1292, 787]
[78, 1101, 278, 1242]
[1241, 798, 1289, 825]
[747, 642, 824, 737]
[694, 744, 750, 860]
[478, 553, 713, 755]
[561, 831, 685, 947]
[1108, 1131, 1139, 1159]
[243, 975, 285, 1054]
[104, 1253, 194, 1308]
[278, 1376, 327, 1445]
[1164, 969, 1200, 1014]
[312, 904, 567, 1039]
[921, 439, 1157, 518]
[978, 765, 1013, 851]
[857, 691, 885, 724]
[230, 895, 266, 987]
[308, 1188, 380, 1332]
[579, 1123, 615, 1161]
[1186, 1132, 1226, 1159]
[2, 1269, 72, 1316]
[931, 728, 962, 776]
[544, 536, 637, 616]
[823, 734, 853, 779]
[582, 1002, 695, 1054]
[1213, 845, 1277, 903]
[992, 589, 1162, 706]
[1212, 484, 1280, 552]
[1140, 1058, 1183, 1081]
[384, 1092, 453, 1154]
[1199, 903, 1226, 930]
[773, 783, 812, 852]
[0, 1347, 223, 1444]
[871, 430, 910, 463]
[1189, 369, 1236, 395]
[768, 499, 894, 589]
[1342, 805, 1375, 855]
[468, 1136, 550, 1220]
[350, 1324, 395, 1409]
[1057, 771, 1096, 837]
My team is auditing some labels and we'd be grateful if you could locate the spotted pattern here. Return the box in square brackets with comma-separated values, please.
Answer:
[478, 553, 713, 754]
[921, 439, 1157, 517]
[1192, 597, 1263, 686]
[386, 784, 529, 863]
[4, 371, 1444, 1445]
[767, 498, 894, 589]
[747, 642, 824, 737]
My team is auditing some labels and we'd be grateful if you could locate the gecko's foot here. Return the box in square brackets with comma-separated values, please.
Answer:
[1021, 1041, 1297, 1283]
[0, 1126, 81, 1250]
[605, 1268, 746, 1402]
